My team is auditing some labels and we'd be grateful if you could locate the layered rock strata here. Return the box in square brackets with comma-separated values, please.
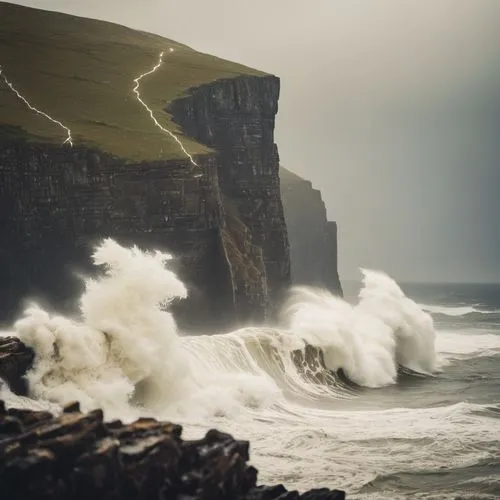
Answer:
[0, 74, 290, 331]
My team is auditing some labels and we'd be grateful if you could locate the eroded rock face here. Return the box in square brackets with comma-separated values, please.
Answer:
[0, 400, 345, 500]
[168, 75, 291, 321]
[0, 336, 34, 395]
[0, 74, 290, 332]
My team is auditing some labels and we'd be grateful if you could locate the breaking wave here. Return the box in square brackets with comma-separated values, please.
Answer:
[1, 239, 439, 420]
[7, 239, 191, 419]
[283, 271, 438, 387]
[420, 304, 500, 317]
[436, 331, 500, 360]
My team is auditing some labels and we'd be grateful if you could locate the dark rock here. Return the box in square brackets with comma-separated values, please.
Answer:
[63, 402, 81, 414]
[301, 488, 345, 500]
[277, 492, 300, 500]
[168, 76, 291, 325]
[6, 408, 53, 429]
[0, 336, 34, 395]
[245, 485, 288, 499]
[0, 415, 23, 436]
[0, 400, 346, 499]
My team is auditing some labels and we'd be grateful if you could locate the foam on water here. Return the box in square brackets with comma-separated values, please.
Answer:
[420, 304, 500, 317]
[436, 330, 500, 360]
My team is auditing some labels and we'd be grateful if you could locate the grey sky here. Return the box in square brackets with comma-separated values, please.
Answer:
[9, 0, 500, 282]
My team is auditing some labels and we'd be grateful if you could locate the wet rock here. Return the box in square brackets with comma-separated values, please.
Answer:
[245, 484, 288, 499]
[62, 402, 81, 414]
[0, 336, 34, 395]
[0, 400, 347, 499]
[6, 408, 53, 429]
[301, 489, 345, 500]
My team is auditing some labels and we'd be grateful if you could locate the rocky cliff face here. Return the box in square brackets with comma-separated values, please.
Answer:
[169, 76, 290, 320]
[0, 75, 289, 331]
[280, 167, 342, 295]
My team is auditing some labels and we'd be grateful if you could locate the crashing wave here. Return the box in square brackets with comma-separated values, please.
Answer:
[10, 239, 190, 419]
[420, 304, 500, 317]
[2, 240, 439, 419]
[282, 270, 438, 387]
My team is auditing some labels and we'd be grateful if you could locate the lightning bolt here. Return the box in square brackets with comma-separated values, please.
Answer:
[0, 65, 73, 146]
[132, 49, 202, 177]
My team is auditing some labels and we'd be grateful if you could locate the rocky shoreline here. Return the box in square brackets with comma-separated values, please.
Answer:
[0, 336, 345, 499]
[0, 400, 345, 500]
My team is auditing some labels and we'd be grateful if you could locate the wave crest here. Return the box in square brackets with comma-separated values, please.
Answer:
[11, 238, 190, 419]
[283, 270, 438, 387]
[2, 240, 439, 419]
[420, 304, 500, 317]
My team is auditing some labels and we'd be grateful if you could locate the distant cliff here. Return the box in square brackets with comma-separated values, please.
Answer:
[280, 167, 342, 295]
[0, 3, 289, 330]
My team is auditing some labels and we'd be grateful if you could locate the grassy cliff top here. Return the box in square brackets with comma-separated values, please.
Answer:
[0, 2, 266, 161]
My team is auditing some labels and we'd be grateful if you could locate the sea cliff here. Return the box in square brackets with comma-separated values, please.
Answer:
[0, 75, 288, 331]
[0, 2, 289, 330]
[280, 168, 342, 295]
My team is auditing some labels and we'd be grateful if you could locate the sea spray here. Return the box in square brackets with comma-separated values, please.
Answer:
[12, 239, 189, 418]
[183, 270, 439, 408]
[3, 240, 439, 420]
[282, 269, 438, 387]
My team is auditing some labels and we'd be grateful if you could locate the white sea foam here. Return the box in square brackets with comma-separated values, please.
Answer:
[436, 330, 500, 360]
[10, 238, 190, 419]
[420, 303, 500, 317]
[282, 270, 438, 387]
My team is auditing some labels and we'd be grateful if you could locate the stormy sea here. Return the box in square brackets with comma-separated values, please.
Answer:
[1, 239, 499, 499]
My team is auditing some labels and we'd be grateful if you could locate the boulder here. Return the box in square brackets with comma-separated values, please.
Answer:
[0, 336, 34, 395]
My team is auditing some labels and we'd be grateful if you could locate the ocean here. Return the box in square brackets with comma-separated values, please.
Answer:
[1, 240, 500, 499]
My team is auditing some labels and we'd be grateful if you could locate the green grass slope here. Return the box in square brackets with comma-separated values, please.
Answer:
[0, 2, 266, 161]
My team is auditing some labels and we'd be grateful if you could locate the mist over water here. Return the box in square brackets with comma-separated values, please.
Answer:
[2, 239, 500, 499]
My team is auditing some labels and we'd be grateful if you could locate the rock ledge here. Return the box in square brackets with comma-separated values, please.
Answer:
[0, 400, 345, 500]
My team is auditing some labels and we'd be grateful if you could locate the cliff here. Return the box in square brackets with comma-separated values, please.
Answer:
[280, 167, 342, 295]
[168, 78, 289, 320]
[0, 3, 290, 330]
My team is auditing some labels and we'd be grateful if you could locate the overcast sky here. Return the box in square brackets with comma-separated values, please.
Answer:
[10, 0, 500, 282]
